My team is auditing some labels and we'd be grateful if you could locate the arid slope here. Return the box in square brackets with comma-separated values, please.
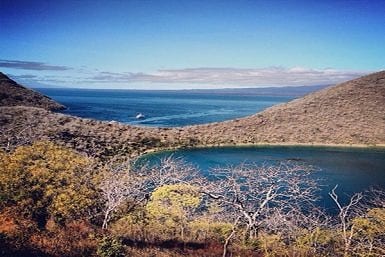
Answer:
[0, 71, 384, 159]
[0, 72, 65, 110]
[183, 70, 385, 145]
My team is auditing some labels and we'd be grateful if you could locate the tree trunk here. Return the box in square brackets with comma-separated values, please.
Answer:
[244, 223, 258, 243]
[223, 227, 236, 257]
[102, 209, 111, 229]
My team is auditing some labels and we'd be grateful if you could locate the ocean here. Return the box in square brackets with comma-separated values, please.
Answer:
[36, 87, 298, 127]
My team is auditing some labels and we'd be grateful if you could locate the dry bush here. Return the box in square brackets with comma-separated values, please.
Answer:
[30, 219, 97, 257]
[0, 208, 39, 251]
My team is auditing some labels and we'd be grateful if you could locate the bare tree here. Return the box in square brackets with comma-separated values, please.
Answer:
[143, 155, 200, 189]
[99, 156, 200, 229]
[329, 185, 363, 257]
[202, 162, 319, 242]
[222, 215, 241, 257]
[99, 159, 148, 229]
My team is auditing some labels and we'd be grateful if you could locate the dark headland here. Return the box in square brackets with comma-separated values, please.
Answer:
[0, 72, 65, 111]
[0, 71, 384, 160]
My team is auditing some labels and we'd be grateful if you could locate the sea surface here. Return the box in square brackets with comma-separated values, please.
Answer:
[143, 146, 385, 212]
[36, 88, 296, 127]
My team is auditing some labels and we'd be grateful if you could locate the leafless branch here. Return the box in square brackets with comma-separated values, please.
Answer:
[201, 161, 319, 241]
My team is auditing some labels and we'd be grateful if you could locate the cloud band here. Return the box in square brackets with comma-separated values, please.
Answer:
[85, 67, 368, 87]
[3, 59, 370, 88]
[0, 59, 70, 71]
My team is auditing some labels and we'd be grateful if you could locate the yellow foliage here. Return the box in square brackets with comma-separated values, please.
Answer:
[146, 184, 201, 221]
[110, 208, 150, 241]
[258, 232, 287, 257]
[353, 208, 385, 237]
[294, 227, 336, 256]
[0, 141, 98, 225]
[351, 208, 385, 257]
[189, 218, 233, 242]
[145, 184, 202, 240]
[111, 206, 235, 244]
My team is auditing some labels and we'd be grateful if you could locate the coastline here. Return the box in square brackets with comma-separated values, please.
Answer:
[140, 142, 385, 157]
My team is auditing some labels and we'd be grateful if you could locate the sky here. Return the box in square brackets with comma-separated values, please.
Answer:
[0, 0, 385, 89]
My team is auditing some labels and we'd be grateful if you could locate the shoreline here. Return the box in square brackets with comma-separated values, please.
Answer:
[140, 142, 385, 157]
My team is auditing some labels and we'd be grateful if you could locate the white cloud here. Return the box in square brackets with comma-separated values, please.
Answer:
[8, 65, 371, 89]
[85, 67, 369, 87]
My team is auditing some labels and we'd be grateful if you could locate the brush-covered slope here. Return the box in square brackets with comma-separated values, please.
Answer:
[0, 71, 384, 161]
[0, 72, 65, 110]
[0, 105, 186, 160]
[183, 70, 385, 145]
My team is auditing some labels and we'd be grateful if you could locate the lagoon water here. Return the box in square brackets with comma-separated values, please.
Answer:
[37, 88, 294, 127]
[144, 146, 385, 211]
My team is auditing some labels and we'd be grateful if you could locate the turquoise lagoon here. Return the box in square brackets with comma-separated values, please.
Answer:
[142, 146, 385, 211]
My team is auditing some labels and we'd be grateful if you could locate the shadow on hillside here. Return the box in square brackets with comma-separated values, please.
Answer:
[122, 238, 207, 250]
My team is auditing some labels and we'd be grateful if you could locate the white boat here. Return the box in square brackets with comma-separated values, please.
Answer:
[135, 113, 145, 119]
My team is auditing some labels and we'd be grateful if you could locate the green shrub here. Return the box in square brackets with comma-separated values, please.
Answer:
[97, 236, 125, 257]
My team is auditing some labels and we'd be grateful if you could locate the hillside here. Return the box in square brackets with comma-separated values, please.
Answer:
[0, 72, 65, 110]
[184, 70, 385, 145]
[0, 71, 384, 159]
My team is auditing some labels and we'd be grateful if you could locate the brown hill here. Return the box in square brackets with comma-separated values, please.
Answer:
[0, 106, 184, 159]
[182, 70, 385, 145]
[0, 70, 384, 160]
[0, 72, 65, 110]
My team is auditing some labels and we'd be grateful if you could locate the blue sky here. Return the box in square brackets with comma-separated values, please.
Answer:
[0, 0, 384, 89]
